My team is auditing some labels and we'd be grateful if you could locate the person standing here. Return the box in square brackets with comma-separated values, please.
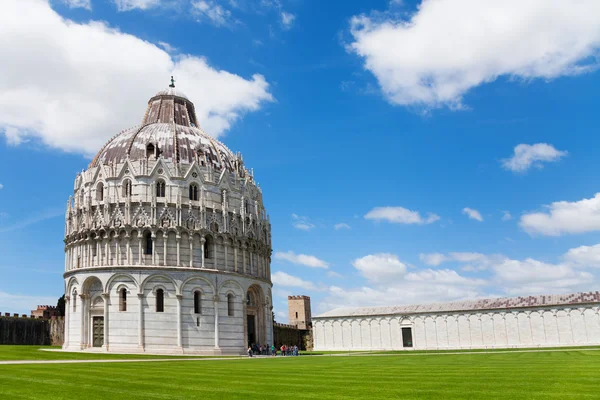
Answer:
[247, 346, 253, 357]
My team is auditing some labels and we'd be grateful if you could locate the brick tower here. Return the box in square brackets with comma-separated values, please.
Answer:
[288, 295, 312, 330]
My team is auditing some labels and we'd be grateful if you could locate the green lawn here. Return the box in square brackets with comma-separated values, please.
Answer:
[0, 345, 236, 361]
[1, 347, 599, 399]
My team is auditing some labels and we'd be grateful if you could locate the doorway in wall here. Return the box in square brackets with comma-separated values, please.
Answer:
[92, 316, 104, 347]
[402, 327, 413, 348]
[247, 315, 256, 345]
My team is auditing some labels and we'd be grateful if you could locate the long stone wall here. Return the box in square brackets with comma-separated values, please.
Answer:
[314, 305, 600, 351]
[0, 315, 64, 346]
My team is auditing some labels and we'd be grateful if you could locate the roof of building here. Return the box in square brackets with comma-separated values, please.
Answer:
[89, 86, 240, 171]
[314, 291, 600, 319]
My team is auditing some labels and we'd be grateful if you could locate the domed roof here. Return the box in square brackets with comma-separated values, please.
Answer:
[89, 84, 239, 171]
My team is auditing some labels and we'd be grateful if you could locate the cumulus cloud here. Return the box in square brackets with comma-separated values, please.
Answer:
[352, 253, 408, 283]
[564, 243, 600, 268]
[420, 251, 494, 269]
[0, 0, 273, 156]
[334, 223, 351, 230]
[348, 0, 600, 109]
[291, 214, 315, 231]
[502, 211, 513, 221]
[502, 143, 567, 173]
[113, 0, 161, 11]
[280, 11, 295, 30]
[364, 206, 440, 225]
[520, 193, 600, 236]
[191, 0, 232, 26]
[462, 207, 483, 222]
[274, 251, 329, 269]
[61, 0, 91, 9]
[272, 271, 317, 290]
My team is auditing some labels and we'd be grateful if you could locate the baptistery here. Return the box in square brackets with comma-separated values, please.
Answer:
[63, 83, 273, 354]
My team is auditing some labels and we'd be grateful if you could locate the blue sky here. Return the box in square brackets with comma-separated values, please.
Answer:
[2, 0, 600, 321]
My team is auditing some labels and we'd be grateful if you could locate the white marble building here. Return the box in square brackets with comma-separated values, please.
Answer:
[314, 292, 600, 351]
[63, 84, 273, 355]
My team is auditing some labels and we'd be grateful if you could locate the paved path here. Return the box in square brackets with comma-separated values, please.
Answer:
[0, 355, 281, 365]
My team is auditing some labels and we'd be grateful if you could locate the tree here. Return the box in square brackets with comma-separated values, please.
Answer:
[57, 294, 65, 317]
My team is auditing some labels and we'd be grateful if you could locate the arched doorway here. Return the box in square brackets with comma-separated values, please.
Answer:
[246, 285, 265, 346]
[81, 276, 104, 348]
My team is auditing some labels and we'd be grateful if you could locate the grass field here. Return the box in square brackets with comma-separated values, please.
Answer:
[1, 346, 599, 399]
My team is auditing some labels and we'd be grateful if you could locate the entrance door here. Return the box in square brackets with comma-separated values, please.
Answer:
[247, 315, 256, 345]
[92, 317, 104, 347]
[402, 327, 413, 348]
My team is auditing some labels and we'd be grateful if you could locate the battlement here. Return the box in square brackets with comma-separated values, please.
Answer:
[288, 295, 310, 300]
[0, 311, 64, 320]
[36, 305, 57, 310]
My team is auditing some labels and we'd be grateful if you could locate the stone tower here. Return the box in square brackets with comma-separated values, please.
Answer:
[288, 295, 311, 330]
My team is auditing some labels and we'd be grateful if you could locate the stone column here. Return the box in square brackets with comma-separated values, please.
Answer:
[138, 293, 144, 349]
[224, 242, 229, 271]
[126, 235, 131, 265]
[176, 234, 181, 266]
[234, 245, 238, 273]
[200, 237, 205, 269]
[64, 296, 70, 348]
[151, 232, 157, 265]
[163, 233, 168, 266]
[138, 235, 142, 265]
[213, 240, 217, 270]
[102, 293, 109, 350]
[107, 239, 112, 266]
[104, 239, 109, 266]
[189, 236, 194, 268]
[242, 245, 247, 274]
[213, 295, 220, 350]
[79, 294, 86, 349]
[176, 294, 183, 348]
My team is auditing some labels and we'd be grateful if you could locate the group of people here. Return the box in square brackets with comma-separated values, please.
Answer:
[246, 343, 300, 357]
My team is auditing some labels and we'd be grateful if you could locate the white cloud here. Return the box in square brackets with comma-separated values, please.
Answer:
[502, 211, 513, 221]
[157, 41, 176, 53]
[419, 252, 447, 266]
[0, 0, 273, 156]
[191, 0, 232, 26]
[291, 214, 315, 231]
[420, 251, 494, 269]
[462, 207, 483, 222]
[61, 0, 91, 9]
[520, 193, 600, 236]
[501, 143, 568, 173]
[272, 271, 317, 291]
[0, 291, 58, 315]
[352, 253, 408, 283]
[564, 243, 600, 268]
[274, 251, 329, 269]
[113, 0, 160, 11]
[334, 223, 351, 230]
[0, 183, 3, 190]
[348, 0, 600, 109]
[364, 206, 440, 225]
[281, 11, 295, 30]
[327, 270, 343, 279]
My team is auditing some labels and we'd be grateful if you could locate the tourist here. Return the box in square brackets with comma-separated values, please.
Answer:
[271, 344, 276, 356]
[247, 346, 252, 357]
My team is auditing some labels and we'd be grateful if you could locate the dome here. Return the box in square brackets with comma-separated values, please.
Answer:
[89, 85, 238, 171]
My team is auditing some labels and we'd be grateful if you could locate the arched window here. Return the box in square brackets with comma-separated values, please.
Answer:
[144, 232, 153, 255]
[204, 236, 212, 259]
[156, 180, 166, 198]
[156, 289, 164, 312]
[96, 182, 104, 201]
[122, 179, 132, 198]
[146, 143, 155, 159]
[194, 291, 201, 314]
[119, 288, 127, 312]
[189, 184, 198, 201]
[227, 293, 234, 317]
[72, 291, 77, 312]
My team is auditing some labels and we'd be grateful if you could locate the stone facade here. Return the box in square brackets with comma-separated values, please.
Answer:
[288, 295, 311, 330]
[31, 305, 61, 319]
[63, 85, 273, 355]
[314, 292, 600, 351]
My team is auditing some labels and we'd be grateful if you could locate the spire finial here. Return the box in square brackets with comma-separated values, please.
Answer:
[169, 76, 175, 88]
